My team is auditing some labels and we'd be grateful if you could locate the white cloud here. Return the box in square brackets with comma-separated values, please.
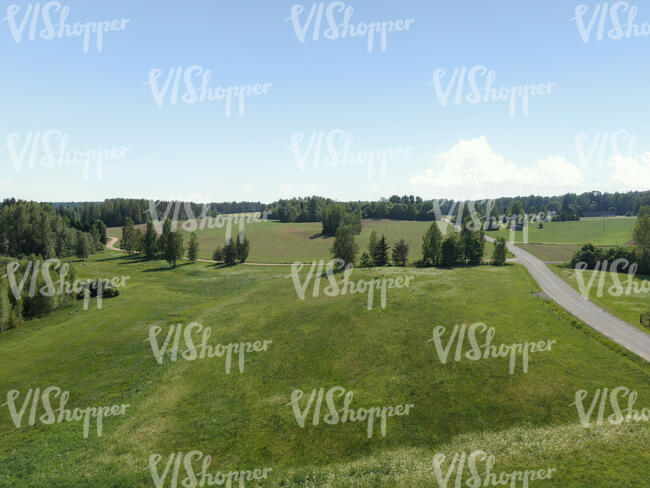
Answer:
[409, 136, 585, 198]
[607, 152, 650, 191]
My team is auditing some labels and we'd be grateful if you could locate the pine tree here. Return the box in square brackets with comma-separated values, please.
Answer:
[460, 217, 485, 265]
[121, 217, 136, 254]
[75, 231, 90, 259]
[223, 238, 239, 265]
[492, 237, 507, 266]
[392, 239, 409, 266]
[143, 220, 158, 259]
[368, 230, 379, 262]
[374, 235, 389, 266]
[188, 232, 199, 262]
[158, 218, 172, 257]
[132, 229, 144, 252]
[422, 222, 443, 266]
[166, 232, 184, 267]
[236, 232, 250, 263]
[95, 220, 107, 244]
[441, 235, 460, 267]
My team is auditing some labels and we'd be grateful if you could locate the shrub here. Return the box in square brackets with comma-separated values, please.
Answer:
[212, 247, 224, 262]
[492, 237, 507, 266]
[76, 280, 120, 299]
[359, 252, 373, 268]
[569, 243, 602, 269]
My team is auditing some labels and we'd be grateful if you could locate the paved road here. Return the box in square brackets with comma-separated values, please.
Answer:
[487, 237, 650, 361]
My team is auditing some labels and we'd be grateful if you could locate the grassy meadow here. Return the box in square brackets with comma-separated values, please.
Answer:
[108, 218, 501, 264]
[484, 217, 636, 262]
[0, 251, 648, 487]
[485, 217, 636, 246]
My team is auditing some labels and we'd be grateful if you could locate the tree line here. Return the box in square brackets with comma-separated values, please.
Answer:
[329, 217, 508, 268]
[267, 191, 650, 224]
[29, 190, 650, 233]
[51, 198, 264, 231]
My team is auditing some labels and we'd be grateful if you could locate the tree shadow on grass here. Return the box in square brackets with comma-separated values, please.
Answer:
[142, 262, 192, 272]
[94, 255, 126, 262]
[117, 255, 152, 264]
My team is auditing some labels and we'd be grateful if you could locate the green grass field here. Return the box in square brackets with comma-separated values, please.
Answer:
[517, 243, 617, 262]
[1, 252, 648, 487]
[484, 217, 636, 263]
[486, 217, 636, 246]
[108, 218, 502, 264]
[552, 265, 650, 332]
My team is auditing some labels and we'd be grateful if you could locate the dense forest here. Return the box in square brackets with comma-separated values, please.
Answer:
[0, 200, 104, 259]
[267, 190, 650, 223]
[50, 199, 265, 231]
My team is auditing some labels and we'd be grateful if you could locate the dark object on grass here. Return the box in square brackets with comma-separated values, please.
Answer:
[641, 312, 650, 329]
[76, 279, 120, 300]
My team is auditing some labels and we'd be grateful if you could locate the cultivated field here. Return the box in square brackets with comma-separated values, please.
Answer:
[0, 252, 648, 487]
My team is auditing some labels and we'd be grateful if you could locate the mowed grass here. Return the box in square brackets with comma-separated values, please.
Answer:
[108, 218, 499, 264]
[486, 217, 636, 246]
[0, 252, 648, 487]
[551, 265, 650, 332]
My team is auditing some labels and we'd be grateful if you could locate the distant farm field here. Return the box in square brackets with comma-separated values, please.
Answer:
[0, 252, 648, 486]
[517, 243, 616, 262]
[108, 218, 499, 264]
[486, 217, 636, 246]
[107, 216, 636, 265]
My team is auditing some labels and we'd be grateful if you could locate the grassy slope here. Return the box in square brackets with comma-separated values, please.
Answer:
[551, 265, 650, 333]
[108, 219, 499, 264]
[0, 252, 648, 487]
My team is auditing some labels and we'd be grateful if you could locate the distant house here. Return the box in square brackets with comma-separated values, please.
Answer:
[486, 221, 500, 231]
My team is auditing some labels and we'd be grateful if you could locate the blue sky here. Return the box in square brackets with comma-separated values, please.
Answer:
[2, 0, 649, 203]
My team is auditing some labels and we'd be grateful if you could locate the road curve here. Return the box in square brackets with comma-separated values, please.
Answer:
[487, 237, 650, 361]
